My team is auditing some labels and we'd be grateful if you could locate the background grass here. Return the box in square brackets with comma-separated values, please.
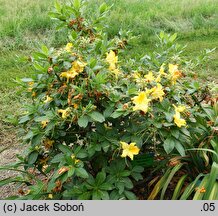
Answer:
[0, 0, 217, 137]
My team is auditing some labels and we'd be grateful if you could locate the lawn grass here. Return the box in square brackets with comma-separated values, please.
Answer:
[0, 0, 217, 140]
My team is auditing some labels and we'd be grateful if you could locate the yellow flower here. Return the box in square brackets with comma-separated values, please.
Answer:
[71, 60, 86, 73]
[60, 61, 86, 83]
[44, 95, 53, 103]
[132, 71, 142, 83]
[71, 154, 80, 164]
[173, 111, 186, 127]
[132, 92, 151, 113]
[65, 43, 73, 52]
[58, 108, 71, 119]
[155, 74, 161, 82]
[104, 123, 112, 130]
[173, 104, 186, 113]
[120, 141, 140, 160]
[168, 64, 182, 85]
[106, 50, 118, 71]
[41, 120, 49, 129]
[159, 64, 167, 76]
[39, 156, 49, 165]
[155, 64, 167, 82]
[43, 139, 55, 149]
[75, 159, 80, 164]
[26, 190, 31, 195]
[60, 71, 78, 82]
[48, 194, 53, 199]
[112, 68, 121, 78]
[169, 64, 178, 74]
[172, 71, 183, 85]
[132, 71, 141, 79]
[28, 82, 34, 92]
[32, 92, 36, 97]
[151, 83, 165, 102]
[145, 88, 153, 96]
[73, 103, 79, 109]
[144, 71, 155, 82]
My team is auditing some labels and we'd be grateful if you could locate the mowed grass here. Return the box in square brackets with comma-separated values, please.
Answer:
[0, 0, 217, 136]
[0, 0, 67, 122]
[99, 0, 218, 78]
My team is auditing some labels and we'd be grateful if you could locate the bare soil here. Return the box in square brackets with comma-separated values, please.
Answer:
[0, 122, 24, 199]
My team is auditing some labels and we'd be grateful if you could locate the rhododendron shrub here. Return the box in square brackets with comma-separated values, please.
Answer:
[1, 0, 217, 200]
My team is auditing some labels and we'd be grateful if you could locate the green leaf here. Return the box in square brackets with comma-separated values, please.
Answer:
[175, 141, 185, 156]
[99, 183, 113, 191]
[78, 115, 89, 128]
[208, 181, 218, 200]
[132, 166, 144, 173]
[160, 164, 183, 199]
[181, 127, 190, 137]
[28, 151, 38, 164]
[124, 191, 137, 200]
[110, 110, 124, 118]
[31, 134, 43, 147]
[103, 106, 114, 118]
[58, 144, 72, 154]
[120, 170, 131, 177]
[88, 111, 105, 123]
[131, 153, 154, 167]
[100, 191, 109, 200]
[148, 169, 172, 200]
[73, 0, 81, 10]
[41, 45, 49, 55]
[19, 115, 30, 124]
[163, 137, 175, 154]
[170, 33, 177, 42]
[78, 191, 91, 200]
[75, 168, 89, 178]
[116, 182, 125, 194]
[54, 1, 61, 12]
[99, 3, 108, 14]
[89, 58, 97, 68]
[0, 176, 24, 187]
[131, 136, 143, 148]
[33, 63, 45, 71]
[68, 166, 75, 178]
[92, 190, 102, 200]
[172, 174, 188, 200]
[21, 78, 34, 82]
[95, 172, 106, 186]
[50, 153, 64, 163]
[193, 175, 209, 200]
[102, 141, 110, 152]
[77, 151, 88, 159]
[123, 177, 133, 189]
[33, 52, 47, 59]
[180, 174, 204, 200]
[34, 116, 48, 122]
[165, 112, 173, 122]
[171, 129, 180, 139]
[131, 172, 143, 181]
[204, 162, 218, 200]
[160, 31, 165, 39]
[110, 190, 120, 200]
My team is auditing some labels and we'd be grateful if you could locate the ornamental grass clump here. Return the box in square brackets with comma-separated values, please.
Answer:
[1, 0, 217, 200]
